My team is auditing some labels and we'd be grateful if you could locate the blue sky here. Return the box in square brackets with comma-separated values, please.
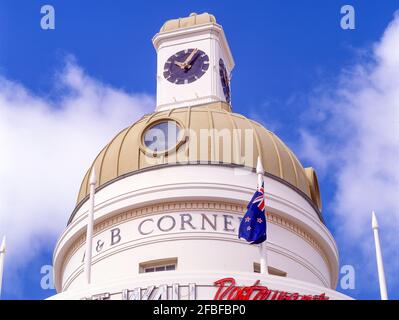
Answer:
[1, 0, 399, 300]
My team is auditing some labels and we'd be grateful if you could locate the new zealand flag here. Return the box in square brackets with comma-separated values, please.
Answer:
[238, 183, 267, 244]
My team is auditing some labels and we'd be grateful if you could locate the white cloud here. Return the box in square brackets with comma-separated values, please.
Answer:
[297, 130, 333, 175]
[298, 12, 399, 297]
[0, 59, 154, 277]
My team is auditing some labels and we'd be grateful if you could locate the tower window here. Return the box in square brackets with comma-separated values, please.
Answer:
[142, 120, 181, 153]
[139, 258, 177, 274]
[253, 263, 287, 277]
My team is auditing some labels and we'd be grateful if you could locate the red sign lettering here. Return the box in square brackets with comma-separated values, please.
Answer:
[213, 278, 329, 300]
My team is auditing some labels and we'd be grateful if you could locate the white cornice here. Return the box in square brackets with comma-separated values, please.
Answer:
[152, 23, 235, 71]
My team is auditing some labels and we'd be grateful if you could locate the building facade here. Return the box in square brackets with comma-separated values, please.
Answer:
[49, 13, 351, 300]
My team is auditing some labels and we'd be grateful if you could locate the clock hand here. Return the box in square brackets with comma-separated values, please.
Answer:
[224, 72, 230, 85]
[185, 52, 201, 69]
[182, 48, 198, 68]
[174, 61, 185, 68]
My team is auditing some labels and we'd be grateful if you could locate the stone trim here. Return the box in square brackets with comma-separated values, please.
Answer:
[62, 200, 330, 279]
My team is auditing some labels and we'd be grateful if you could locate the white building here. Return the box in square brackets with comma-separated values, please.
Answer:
[49, 13, 352, 300]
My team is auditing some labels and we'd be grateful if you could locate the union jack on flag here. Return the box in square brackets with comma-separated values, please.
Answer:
[238, 182, 267, 244]
[252, 184, 265, 211]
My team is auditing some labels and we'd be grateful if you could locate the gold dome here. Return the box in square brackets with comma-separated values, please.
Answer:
[76, 102, 322, 215]
[160, 12, 217, 33]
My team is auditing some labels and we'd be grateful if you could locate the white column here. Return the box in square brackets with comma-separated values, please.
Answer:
[0, 235, 6, 298]
[84, 169, 96, 285]
[256, 157, 268, 275]
[372, 211, 388, 300]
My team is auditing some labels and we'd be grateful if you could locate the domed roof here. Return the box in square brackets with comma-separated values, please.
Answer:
[160, 12, 217, 33]
[76, 102, 322, 213]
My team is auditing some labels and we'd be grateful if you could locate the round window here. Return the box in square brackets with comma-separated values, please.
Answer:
[143, 120, 181, 153]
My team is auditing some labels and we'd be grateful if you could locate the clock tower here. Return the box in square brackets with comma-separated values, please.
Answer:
[152, 13, 235, 111]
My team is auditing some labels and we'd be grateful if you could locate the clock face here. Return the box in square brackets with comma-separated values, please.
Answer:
[163, 49, 209, 84]
[219, 59, 231, 103]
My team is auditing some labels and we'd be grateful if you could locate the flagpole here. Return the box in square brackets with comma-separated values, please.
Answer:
[0, 235, 6, 298]
[84, 168, 96, 285]
[372, 211, 388, 300]
[256, 157, 269, 275]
